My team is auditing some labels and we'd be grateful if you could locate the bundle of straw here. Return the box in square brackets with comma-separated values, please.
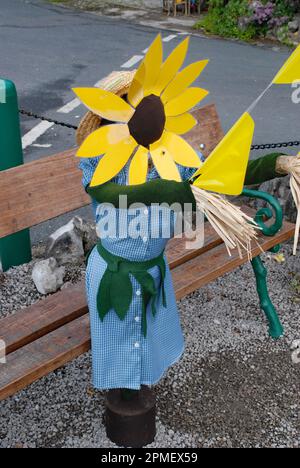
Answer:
[276, 154, 300, 255]
[191, 186, 260, 260]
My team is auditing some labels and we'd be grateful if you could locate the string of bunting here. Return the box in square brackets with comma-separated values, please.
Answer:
[19, 108, 300, 152]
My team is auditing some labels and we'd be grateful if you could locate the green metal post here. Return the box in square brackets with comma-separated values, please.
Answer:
[251, 256, 284, 339]
[242, 188, 284, 338]
[0, 78, 31, 271]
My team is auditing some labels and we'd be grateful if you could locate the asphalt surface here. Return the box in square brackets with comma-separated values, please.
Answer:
[1, 0, 300, 242]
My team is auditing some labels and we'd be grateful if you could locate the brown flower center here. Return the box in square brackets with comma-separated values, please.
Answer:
[128, 94, 166, 148]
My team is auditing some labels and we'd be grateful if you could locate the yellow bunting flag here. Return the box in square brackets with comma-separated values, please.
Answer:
[192, 112, 255, 196]
[273, 44, 300, 84]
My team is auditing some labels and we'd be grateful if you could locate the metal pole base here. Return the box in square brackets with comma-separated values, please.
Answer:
[105, 386, 156, 447]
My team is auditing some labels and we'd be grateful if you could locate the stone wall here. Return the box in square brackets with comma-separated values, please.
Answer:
[121, 0, 161, 6]
[98, 0, 162, 8]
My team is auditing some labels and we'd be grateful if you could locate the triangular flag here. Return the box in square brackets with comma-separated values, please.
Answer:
[192, 112, 255, 196]
[273, 44, 300, 84]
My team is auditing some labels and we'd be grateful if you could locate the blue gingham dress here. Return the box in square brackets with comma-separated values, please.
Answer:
[80, 154, 203, 390]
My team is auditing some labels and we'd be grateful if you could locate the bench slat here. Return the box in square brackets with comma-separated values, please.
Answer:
[0, 219, 295, 401]
[0, 149, 90, 239]
[0, 316, 90, 401]
[185, 104, 224, 158]
[174, 219, 295, 299]
[1, 281, 87, 355]
[166, 224, 222, 268]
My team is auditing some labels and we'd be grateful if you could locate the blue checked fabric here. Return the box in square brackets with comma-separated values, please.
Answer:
[80, 153, 203, 390]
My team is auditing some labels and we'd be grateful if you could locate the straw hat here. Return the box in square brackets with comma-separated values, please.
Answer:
[76, 70, 136, 146]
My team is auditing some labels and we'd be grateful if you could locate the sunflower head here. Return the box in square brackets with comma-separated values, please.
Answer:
[73, 35, 209, 187]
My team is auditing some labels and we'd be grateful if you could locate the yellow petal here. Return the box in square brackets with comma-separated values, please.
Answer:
[77, 124, 130, 158]
[150, 140, 181, 181]
[192, 113, 255, 195]
[165, 113, 197, 135]
[273, 44, 300, 84]
[154, 131, 201, 168]
[165, 87, 209, 117]
[162, 60, 209, 104]
[72, 87, 134, 122]
[143, 34, 163, 95]
[129, 146, 149, 184]
[128, 63, 146, 108]
[90, 137, 136, 186]
[152, 37, 190, 96]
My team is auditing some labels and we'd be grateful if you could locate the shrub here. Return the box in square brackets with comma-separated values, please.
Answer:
[196, 0, 257, 40]
[195, 0, 297, 41]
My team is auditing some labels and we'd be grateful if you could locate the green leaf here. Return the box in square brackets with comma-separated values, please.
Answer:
[97, 269, 113, 321]
[110, 272, 133, 320]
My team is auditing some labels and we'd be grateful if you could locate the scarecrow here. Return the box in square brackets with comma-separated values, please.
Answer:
[73, 36, 300, 445]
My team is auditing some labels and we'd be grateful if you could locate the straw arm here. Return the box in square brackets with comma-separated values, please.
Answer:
[276, 154, 300, 255]
[191, 186, 260, 260]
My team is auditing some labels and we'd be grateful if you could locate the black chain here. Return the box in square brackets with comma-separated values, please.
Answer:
[251, 141, 300, 151]
[19, 108, 300, 151]
[19, 109, 78, 130]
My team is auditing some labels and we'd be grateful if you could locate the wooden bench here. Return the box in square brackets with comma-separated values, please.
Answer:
[0, 104, 295, 401]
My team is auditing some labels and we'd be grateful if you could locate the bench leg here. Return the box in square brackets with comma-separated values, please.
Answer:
[251, 255, 284, 339]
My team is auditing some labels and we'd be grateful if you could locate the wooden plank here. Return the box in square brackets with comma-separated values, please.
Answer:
[0, 104, 222, 238]
[0, 149, 90, 238]
[0, 281, 87, 355]
[166, 223, 223, 268]
[0, 315, 90, 401]
[174, 220, 295, 299]
[0, 220, 295, 401]
[185, 104, 224, 159]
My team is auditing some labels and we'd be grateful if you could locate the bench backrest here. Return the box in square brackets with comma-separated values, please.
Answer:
[0, 104, 224, 239]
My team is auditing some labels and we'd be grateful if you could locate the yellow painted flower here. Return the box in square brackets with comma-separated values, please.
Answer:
[73, 34, 209, 187]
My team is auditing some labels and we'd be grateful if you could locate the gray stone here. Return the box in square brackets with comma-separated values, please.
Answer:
[31, 258, 65, 295]
[288, 20, 299, 33]
[265, 30, 276, 41]
[82, 221, 98, 256]
[238, 16, 250, 32]
[249, 1, 261, 9]
[247, 176, 297, 223]
[69, 0, 161, 9]
[46, 216, 97, 265]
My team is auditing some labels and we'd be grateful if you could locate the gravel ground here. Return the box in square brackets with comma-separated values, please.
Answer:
[0, 242, 300, 448]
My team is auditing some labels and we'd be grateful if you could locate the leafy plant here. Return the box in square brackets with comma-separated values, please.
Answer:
[248, 1, 290, 32]
[195, 0, 297, 42]
[195, 0, 257, 40]
[276, 23, 294, 46]
[274, 0, 299, 16]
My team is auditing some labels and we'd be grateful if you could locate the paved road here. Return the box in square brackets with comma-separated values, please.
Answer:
[1, 0, 300, 242]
